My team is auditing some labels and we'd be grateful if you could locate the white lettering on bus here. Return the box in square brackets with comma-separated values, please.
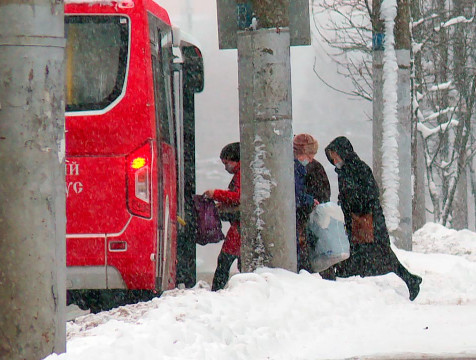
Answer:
[66, 161, 80, 176]
[66, 181, 83, 197]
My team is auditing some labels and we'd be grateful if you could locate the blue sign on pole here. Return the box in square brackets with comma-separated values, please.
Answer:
[373, 33, 385, 50]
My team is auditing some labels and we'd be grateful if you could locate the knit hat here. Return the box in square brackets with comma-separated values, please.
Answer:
[293, 134, 318, 156]
[220, 142, 240, 162]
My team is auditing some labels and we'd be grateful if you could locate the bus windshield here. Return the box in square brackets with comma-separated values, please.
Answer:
[65, 15, 129, 112]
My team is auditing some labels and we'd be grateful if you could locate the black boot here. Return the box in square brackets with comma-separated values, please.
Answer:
[319, 267, 337, 281]
[395, 263, 422, 301]
[407, 275, 422, 301]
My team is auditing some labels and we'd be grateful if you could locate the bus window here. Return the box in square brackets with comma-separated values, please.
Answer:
[150, 24, 174, 145]
[65, 16, 129, 112]
[158, 32, 175, 145]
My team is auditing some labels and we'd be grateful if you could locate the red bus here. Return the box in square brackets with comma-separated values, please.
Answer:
[64, 0, 203, 294]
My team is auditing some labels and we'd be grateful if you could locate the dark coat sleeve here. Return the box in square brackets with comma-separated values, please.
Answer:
[305, 160, 331, 203]
[294, 159, 315, 209]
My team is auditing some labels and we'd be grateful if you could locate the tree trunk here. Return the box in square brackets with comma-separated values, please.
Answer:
[393, 0, 413, 249]
[449, 0, 474, 229]
[410, 0, 426, 231]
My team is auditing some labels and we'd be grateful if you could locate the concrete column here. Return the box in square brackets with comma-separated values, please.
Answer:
[238, 28, 297, 272]
[0, 1, 66, 358]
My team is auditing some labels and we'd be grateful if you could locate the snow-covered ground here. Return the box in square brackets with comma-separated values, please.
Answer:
[45, 222, 476, 360]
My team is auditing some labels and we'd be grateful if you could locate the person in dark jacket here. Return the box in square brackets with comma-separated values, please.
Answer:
[294, 157, 316, 270]
[324, 136, 422, 301]
[294, 134, 331, 204]
[204, 142, 241, 291]
[293, 134, 331, 272]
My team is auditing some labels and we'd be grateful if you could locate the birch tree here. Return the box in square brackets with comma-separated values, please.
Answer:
[312, 0, 476, 228]
[413, 0, 475, 227]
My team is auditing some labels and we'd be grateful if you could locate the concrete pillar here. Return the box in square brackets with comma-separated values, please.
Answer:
[0, 1, 66, 358]
[238, 28, 297, 272]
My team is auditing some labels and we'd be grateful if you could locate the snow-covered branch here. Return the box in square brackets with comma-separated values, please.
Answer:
[427, 81, 452, 92]
[417, 119, 459, 140]
[434, 16, 474, 32]
[441, 16, 474, 28]
[423, 107, 456, 121]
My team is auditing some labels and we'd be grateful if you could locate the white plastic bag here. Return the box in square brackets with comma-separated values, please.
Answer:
[307, 202, 350, 272]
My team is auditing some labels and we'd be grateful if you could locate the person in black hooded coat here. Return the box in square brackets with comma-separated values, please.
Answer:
[324, 136, 422, 301]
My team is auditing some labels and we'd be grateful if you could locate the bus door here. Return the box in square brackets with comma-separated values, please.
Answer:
[175, 43, 204, 287]
[150, 17, 177, 291]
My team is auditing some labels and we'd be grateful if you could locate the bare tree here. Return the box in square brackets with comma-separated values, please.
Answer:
[311, 0, 374, 101]
[312, 0, 476, 228]
[413, 0, 476, 227]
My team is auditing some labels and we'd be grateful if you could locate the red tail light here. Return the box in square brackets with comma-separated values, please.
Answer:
[127, 142, 152, 218]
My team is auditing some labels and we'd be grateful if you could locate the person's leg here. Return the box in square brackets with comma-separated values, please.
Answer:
[298, 226, 312, 271]
[319, 266, 336, 280]
[394, 261, 422, 301]
[212, 252, 237, 291]
[382, 247, 423, 301]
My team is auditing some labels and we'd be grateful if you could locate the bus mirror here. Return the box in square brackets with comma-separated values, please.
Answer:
[183, 46, 204, 93]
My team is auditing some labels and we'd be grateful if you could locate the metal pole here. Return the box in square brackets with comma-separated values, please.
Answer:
[238, 28, 297, 272]
[0, 0, 66, 358]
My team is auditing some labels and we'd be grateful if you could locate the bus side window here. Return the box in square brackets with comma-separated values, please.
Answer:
[158, 32, 175, 146]
[150, 22, 174, 146]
